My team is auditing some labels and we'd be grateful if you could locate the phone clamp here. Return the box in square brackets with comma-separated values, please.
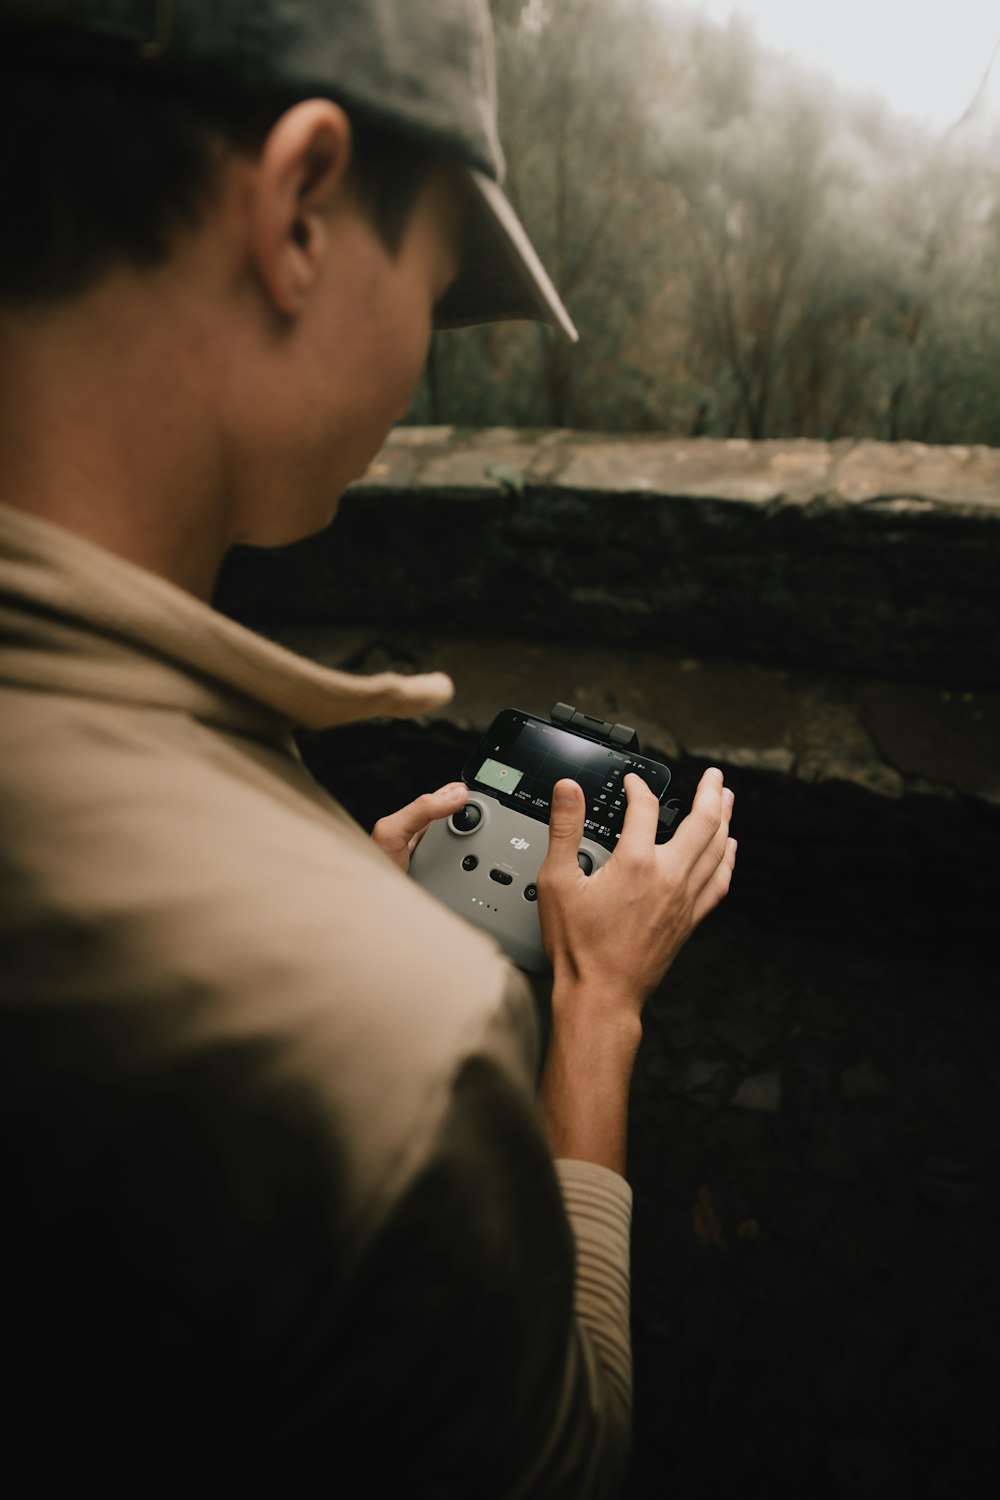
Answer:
[549, 702, 639, 750]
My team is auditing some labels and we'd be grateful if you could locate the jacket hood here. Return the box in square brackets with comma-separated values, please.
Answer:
[0, 504, 453, 736]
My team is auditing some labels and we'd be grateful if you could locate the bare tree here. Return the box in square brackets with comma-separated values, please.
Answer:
[405, 1, 1000, 447]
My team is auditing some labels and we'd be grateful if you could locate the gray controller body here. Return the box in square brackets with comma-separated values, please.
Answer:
[409, 796, 609, 973]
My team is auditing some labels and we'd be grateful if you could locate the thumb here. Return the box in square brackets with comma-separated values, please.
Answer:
[543, 780, 586, 876]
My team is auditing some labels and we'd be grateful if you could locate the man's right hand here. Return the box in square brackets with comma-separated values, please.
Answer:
[537, 767, 736, 1017]
[535, 768, 736, 1173]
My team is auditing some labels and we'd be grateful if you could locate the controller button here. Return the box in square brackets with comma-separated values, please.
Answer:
[577, 851, 594, 876]
[450, 802, 482, 833]
[524, 884, 538, 902]
[461, 854, 478, 872]
[489, 869, 513, 886]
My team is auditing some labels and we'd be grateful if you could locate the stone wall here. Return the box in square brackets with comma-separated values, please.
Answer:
[217, 429, 1000, 687]
[216, 429, 999, 952]
[216, 431, 1000, 1494]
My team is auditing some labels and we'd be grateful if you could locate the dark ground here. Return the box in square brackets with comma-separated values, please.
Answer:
[298, 718, 999, 1500]
[626, 912, 998, 1499]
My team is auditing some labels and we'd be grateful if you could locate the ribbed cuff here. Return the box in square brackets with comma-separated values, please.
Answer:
[555, 1159, 633, 1416]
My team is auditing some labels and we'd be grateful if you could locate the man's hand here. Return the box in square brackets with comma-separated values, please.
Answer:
[536, 767, 736, 1173]
[537, 767, 736, 1015]
[371, 783, 468, 872]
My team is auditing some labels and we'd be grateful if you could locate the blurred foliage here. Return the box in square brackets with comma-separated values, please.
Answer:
[408, 0, 1000, 442]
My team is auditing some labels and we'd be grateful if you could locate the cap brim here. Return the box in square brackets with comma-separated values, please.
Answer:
[434, 170, 578, 343]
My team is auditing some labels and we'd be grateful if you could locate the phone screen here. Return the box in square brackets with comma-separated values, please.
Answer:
[462, 709, 672, 852]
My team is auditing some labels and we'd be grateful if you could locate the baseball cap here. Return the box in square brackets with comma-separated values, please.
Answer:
[0, 0, 578, 341]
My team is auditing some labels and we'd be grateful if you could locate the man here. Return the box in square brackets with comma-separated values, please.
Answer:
[0, 2, 736, 1492]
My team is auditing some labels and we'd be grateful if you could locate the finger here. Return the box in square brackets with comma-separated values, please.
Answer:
[540, 779, 586, 880]
[688, 784, 734, 893]
[373, 782, 466, 853]
[691, 837, 738, 926]
[668, 767, 727, 864]
[406, 826, 429, 856]
[615, 772, 660, 856]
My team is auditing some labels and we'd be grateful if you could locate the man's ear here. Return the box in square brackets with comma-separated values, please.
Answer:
[250, 99, 353, 317]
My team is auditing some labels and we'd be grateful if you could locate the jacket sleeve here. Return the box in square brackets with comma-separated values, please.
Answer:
[282, 1050, 634, 1500]
[553, 1160, 634, 1461]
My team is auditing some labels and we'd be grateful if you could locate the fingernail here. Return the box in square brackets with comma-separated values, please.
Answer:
[708, 767, 724, 785]
[448, 783, 465, 801]
[553, 781, 576, 806]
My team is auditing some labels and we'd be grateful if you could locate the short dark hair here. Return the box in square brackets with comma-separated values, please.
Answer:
[0, 65, 435, 303]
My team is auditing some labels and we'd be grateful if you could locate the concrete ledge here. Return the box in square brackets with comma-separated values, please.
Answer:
[216, 429, 1000, 687]
[216, 430, 998, 945]
[279, 627, 999, 808]
[284, 627, 998, 959]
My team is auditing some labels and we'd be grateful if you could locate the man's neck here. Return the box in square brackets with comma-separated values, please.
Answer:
[0, 268, 234, 602]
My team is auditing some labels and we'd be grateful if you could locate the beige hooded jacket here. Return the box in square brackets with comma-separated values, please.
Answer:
[0, 502, 632, 1497]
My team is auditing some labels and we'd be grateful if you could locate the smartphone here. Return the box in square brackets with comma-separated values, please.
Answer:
[462, 708, 673, 854]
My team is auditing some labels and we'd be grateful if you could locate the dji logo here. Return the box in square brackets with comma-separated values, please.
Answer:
[510, 837, 531, 851]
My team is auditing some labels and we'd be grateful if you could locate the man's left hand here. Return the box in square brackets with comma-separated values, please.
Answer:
[371, 783, 468, 872]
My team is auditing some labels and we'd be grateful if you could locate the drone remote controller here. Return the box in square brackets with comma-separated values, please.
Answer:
[409, 704, 680, 973]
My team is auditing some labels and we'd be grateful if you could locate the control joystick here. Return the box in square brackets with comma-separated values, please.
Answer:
[449, 801, 483, 834]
